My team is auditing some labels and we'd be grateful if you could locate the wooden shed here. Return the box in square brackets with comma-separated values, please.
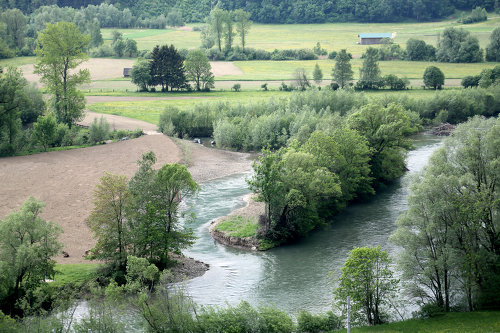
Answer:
[123, 68, 132, 77]
[358, 33, 395, 45]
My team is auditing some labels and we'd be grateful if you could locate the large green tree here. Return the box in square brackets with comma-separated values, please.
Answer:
[86, 173, 131, 271]
[0, 67, 30, 156]
[184, 49, 214, 91]
[436, 27, 483, 63]
[391, 116, 500, 311]
[332, 49, 353, 88]
[150, 44, 187, 91]
[348, 103, 420, 184]
[34, 21, 90, 128]
[358, 47, 381, 89]
[131, 58, 152, 92]
[233, 9, 252, 50]
[0, 197, 62, 316]
[208, 7, 225, 52]
[334, 246, 398, 326]
[423, 66, 445, 89]
[0, 9, 26, 50]
[486, 27, 500, 62]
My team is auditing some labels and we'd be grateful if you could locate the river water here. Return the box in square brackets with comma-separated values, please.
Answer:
[183, 133, 443, 315]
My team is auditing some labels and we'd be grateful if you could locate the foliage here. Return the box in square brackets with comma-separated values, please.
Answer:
[297, 310, 341, 332]
[0, 197, 62, 317]
[184, 49, 214, 91]
[232, 83, 242, 92]
[334, 246, 398, 326]
[486, 27, 500, 62]
[391, 116, 500, 311]
[436, 27, 483, 63]
[405, 38, 435, 61]
[88, 116, 111, 144]
[423, 66, 445, 89]
[459, 6, 487, 24]
[86, 173, 131, 271]
[32, 113, 57, 151]
[313, 63, 323, 85]
[234, 9, 252, 50]
[358, 47, 381, 90]
[131, 58, 152, 91]
[34, 21, 90, 128]
[150, 44, 187, 92]
[0, 66, 29, 156]
[313, 42, 327, 56]
[166, 9, 184, 27]
[348, 103, 420, 184]
[293, 68, 311, 91]
[332, 49, 354, 89]
[0, 9, 26, 51]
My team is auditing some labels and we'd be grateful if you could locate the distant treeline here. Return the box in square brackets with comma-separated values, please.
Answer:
[1, 0, 498, 23]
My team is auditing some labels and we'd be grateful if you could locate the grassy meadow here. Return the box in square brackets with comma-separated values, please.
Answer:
[101, 16, 500, 54]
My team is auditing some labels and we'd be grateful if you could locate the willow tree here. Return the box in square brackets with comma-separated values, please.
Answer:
[34, 21, 90, 128]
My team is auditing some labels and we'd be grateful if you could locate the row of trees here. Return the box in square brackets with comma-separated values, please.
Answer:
[3, 0, 498, 23]
[131, 46, 215, 92]
[202, 7, 252, 53]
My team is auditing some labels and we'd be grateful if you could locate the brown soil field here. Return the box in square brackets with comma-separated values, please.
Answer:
[0, 110, 254, 264]
[209, 61, 243, 76]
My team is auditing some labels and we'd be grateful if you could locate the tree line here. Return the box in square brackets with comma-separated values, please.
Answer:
[2, 0, 498, 23]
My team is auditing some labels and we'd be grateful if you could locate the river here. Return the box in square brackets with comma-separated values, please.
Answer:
[183, 133, 443, 315]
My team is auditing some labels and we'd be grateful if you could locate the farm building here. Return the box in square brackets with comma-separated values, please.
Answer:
[123, 68, 131, 77]
[358, 33, 395, 45]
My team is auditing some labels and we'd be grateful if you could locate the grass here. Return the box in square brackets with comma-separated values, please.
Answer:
[334, 311, 500, 332]
[87, 90, 285, 123]
[214, 215, 259, 238]
[52, 263, 101, 287]
[101, 16, 500, 55]
[0, 56, 36, 67]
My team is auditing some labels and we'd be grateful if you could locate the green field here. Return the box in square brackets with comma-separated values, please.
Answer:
[335, 311, 500, 333]
[101, 16, 500, 55]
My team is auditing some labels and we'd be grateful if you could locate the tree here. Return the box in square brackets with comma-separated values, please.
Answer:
[113, 39, 125, 57]
[223, 10, 235, 51]
[486, 27, 500, 62]
[131, 59, 152, 91]
[293, 68, 310, 91]
[166, 9, 184, 27]
[0, 67, 28, 155]
[208, 7, 225, 52]
[334, 247, 398, 326]
[86, 173, 131, 271]
[436, 27, 483, 63]
[32, 113, 57, 151]
[332, 49, 353, 88]
[0, 197, 62, 316]
[34, 22, 90, 128]
[184, 49, 214, 91]
[406, 38, 435, 61]
[111, 30, 122, 44]
[358, 47, 381, 89]
[348, 103, 420, 184]
[234, 9, 252, 50]
[0, 9, 26, 50]
[313, 63, 323, 85]
[89, 21, 103, 48]
[423, 66, 445, 89]
[124, 39, 138, 57]
[391, 116, 500, 311]
[150, 44, 187, 91]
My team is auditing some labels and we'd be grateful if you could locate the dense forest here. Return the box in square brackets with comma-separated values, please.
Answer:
[1, 0, 499, 23]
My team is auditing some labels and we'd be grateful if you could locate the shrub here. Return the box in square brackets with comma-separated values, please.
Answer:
[297, 310, 341, 333]
[89, 45, 114, 57]
[460, 7, 487, 24]
[328, 51, 337, 59]
[89, 116, 110, 144]
[232, 83, 242, 92]
[461, 75, 481, 88]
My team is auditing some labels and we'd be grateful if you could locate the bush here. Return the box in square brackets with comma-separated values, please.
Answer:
[297, 310, 341, 333]
[232, 83, 242, 92]
[90, 45, 114, 57]
[328, 51, 337, 59]
[313, 42, 327, 56]
[383, 74, 409, 90]
[460, 7, 487, 24]
[89, 116, 110, 144]
[462, 75, 481, 88]
[415, 303, 445, 319]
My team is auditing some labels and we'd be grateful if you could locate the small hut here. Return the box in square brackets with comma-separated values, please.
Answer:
[123, 68, 132, 77]
[358, 33, 395, 45]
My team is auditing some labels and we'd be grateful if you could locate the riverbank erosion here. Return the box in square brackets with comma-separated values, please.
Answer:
[209, 193, 265, 250]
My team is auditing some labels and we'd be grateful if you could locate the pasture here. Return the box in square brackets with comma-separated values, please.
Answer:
[101, 16, 500, 54]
